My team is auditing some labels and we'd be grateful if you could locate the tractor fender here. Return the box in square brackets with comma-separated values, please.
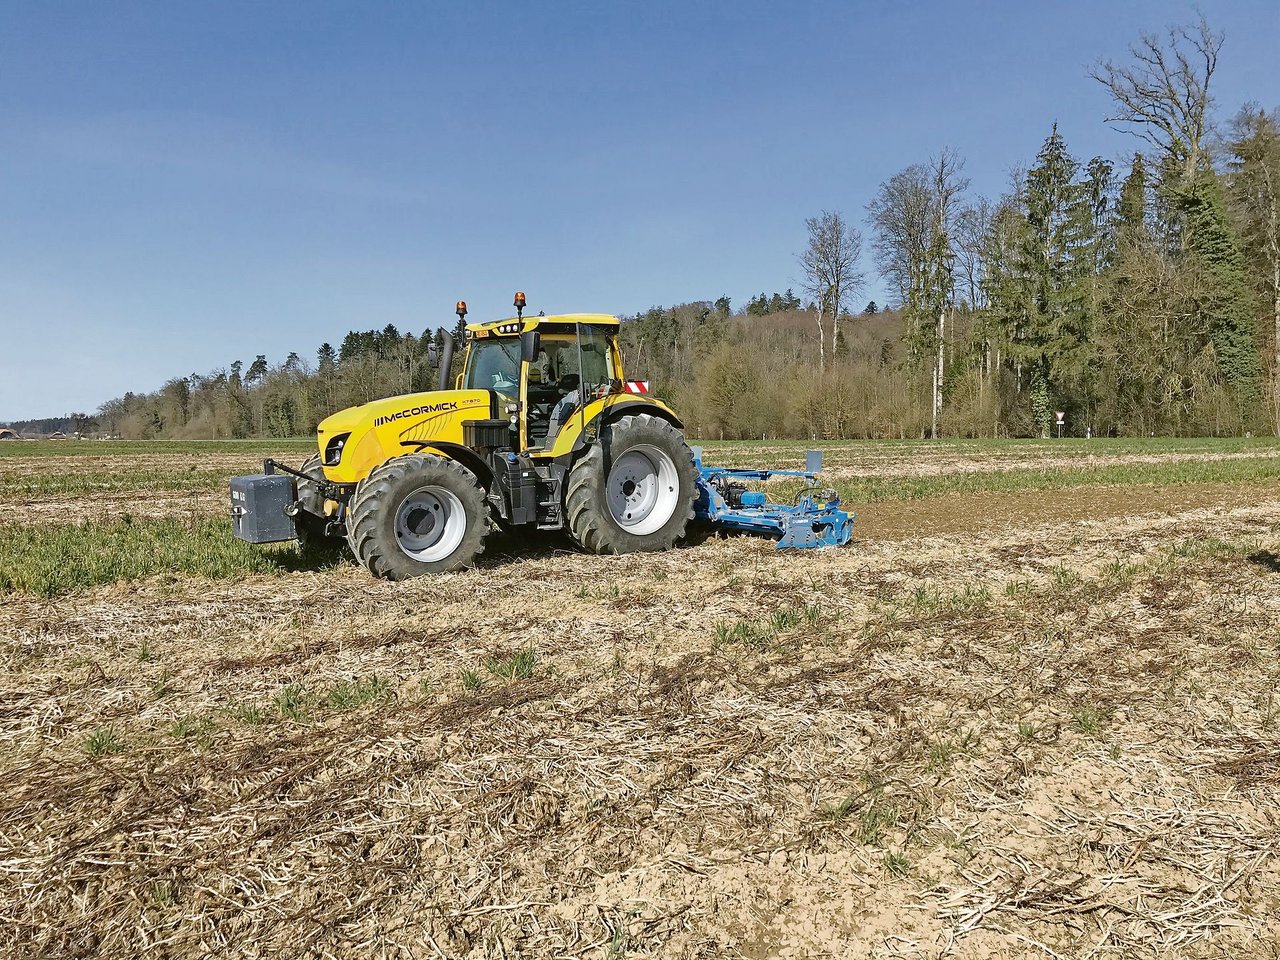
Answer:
[601, 398, 683, 430]
[544, 395, 684, 460]
[398, 441, 492, 488]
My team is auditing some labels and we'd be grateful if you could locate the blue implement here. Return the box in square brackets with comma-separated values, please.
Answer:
[691, 448, 854, 549]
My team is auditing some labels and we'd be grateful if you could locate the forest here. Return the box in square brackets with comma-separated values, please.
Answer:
[40, 17, 1280, 442]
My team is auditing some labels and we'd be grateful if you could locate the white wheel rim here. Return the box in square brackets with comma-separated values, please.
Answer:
[394, 486, 467, 562]
[606, 444, 679, 536]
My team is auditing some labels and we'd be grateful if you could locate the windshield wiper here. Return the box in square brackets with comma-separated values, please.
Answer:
[493, 338, 521, 375]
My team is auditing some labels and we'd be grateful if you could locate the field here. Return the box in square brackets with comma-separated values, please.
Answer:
[3, 437, 1280, 959]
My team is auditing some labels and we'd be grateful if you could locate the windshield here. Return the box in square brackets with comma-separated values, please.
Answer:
[464, 339, 520, 394]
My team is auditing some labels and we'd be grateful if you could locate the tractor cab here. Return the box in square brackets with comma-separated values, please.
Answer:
[460, 297, 624, 454]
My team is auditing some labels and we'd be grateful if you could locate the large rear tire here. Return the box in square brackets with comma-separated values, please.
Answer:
[346, 454, 488, 580]
[566, 413, 696, 555]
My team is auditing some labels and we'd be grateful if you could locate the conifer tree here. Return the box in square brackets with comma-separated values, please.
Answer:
[317, 343, 337, 375]
[1227, 105, 1280, 429]
[1116, 154, 1148, 245]
[1179, 171, 1261, 409]
[988, 126, 1098, 435]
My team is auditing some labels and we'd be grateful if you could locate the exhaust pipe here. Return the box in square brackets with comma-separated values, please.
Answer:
[437, 334, 454, 391]
[438, 300, 464, 391]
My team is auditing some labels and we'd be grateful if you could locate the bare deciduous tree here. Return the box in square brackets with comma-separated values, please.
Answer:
[868, 151, 968, 437]
[799, 210, 865, 373]
[1090, 16, 1222, 185]
[954, 196, 993, 310]
[926, 150, 969, 437]
[867, 165, 933, 311]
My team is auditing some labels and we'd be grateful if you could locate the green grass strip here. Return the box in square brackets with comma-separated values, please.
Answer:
[0, 516, 337, 597]
[766, 454, 1280, 505]
[8, 436, 1280, 461]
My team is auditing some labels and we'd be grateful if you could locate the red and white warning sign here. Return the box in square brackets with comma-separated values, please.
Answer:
[1055, 411, 1065, 424]
[624, 380, 651, 394]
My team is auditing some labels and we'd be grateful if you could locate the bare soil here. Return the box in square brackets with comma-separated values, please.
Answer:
[2, 452, 269, 524]
[2, 445, 1279, 958]
[857, 481, 1274, 540]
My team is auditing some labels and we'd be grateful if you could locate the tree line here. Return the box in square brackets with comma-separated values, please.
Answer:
[73, 15, 1279, 441]
[86, 321, 466, 440]
[664, 17, 1278, 440]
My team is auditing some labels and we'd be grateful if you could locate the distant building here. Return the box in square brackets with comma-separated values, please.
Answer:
[0, 428, 18, 440]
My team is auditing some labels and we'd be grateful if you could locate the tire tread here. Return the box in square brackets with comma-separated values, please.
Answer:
[346, 454, 487, 580]
[565, 414, 696, 556]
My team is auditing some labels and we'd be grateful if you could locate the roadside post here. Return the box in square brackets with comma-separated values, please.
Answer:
[1055, 411, 1065, 438]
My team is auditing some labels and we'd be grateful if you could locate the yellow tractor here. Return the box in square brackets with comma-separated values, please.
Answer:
[231, 295, 700, 579]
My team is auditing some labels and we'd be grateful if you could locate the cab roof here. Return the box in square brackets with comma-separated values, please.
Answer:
[466, 312, 620, 335]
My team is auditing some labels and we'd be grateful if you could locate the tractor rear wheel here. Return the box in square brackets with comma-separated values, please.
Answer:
[346, 454, 488, 579]
[293, 454, 337, 548]
[566, 413, 696, 555]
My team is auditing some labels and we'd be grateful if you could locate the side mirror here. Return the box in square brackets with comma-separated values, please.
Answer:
[520, 330, 541, 364]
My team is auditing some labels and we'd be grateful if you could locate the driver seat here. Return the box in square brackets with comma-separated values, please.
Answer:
[545, 374, 581, 443]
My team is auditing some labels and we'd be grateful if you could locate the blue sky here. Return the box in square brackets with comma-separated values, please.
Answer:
[2, 0, 1277, 421]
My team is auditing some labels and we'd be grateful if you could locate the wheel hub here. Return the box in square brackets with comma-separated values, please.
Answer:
[606, 445, 680, 536]
[394, 486, 466, 562]
[405, 507, 436, 536]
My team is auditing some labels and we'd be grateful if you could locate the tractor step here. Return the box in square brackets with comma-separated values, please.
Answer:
[691, 448, 853, 549]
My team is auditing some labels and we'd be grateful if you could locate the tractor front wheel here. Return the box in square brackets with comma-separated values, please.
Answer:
[566, 413, 696, 555]
[294, 454, 339, 548]
[346, 454, 488, 579]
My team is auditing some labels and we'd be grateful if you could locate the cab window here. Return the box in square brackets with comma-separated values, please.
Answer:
[464, 339, 520, 395]
[535, 335, 616, 391]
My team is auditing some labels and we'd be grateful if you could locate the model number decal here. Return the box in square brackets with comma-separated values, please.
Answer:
[374, 401, 458, 427]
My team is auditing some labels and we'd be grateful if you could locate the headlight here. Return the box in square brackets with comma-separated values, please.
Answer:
[324, 432, 351, 466]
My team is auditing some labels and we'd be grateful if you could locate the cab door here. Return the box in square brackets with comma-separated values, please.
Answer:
[518, 351, 532, 452]
[517, 328, 555, 452]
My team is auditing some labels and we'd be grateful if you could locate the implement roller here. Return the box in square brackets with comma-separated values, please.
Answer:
[692, 448, 853, 549]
